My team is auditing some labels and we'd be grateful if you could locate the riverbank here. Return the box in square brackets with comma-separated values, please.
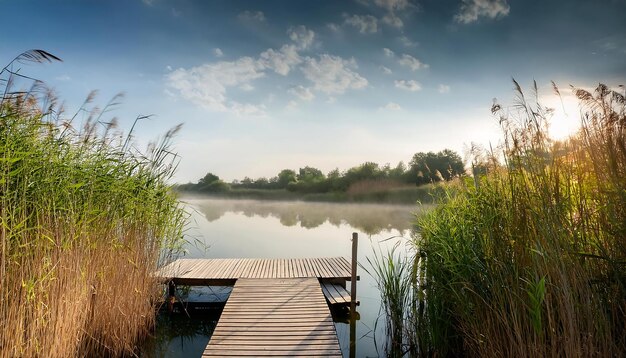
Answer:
[176, 184, 441, 205]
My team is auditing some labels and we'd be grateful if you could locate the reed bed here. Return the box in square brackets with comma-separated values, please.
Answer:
[363, 242, 418, 357]
[0, 51, 186, 357]
[371, 81, 626, 357]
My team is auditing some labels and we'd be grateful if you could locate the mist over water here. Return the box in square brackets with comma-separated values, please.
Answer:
[187, 197, 425, 235]
[157, 198, 429, 357]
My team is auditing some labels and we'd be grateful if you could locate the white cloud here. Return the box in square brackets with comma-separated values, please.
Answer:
[165, 65, 173, 71]
[380, 66, 392, 74]
[382, 13, 403, 28]
[595, 35, 626, 54]
[344, 14, 378, 34]
[301, 54, 368, 94]
[288, 25, 315, 50]
[399, 36, 418, 47]
[383, 48, 395, 57]
[326, 97, 337, 104]
[360, 0, 412, 28]
[230, 102, 266, 116]
[142, 0, 155, 6]
[240, 83, 255, 91]
[258, 44, 302, 75]
[171, 8, 182, 17]
[214, 48, 224, 57]
[238, 10, 266, 22]
[55, 74, 71, 81]
[288, 85, 315, 101]
[166, 57, 265, 115]
[455, 0, 510, 24]
[166, 24, 365, 116]
[398, 54, 429, 71]
[394, 79, 422, 91]
[438, 84, 451, 94]
[285, 100, 299, 110]
[381, 102, 402, 111]
[167, 26, 312, 116]
[327, 23, 341, 32]
[373, 0, 411, 12]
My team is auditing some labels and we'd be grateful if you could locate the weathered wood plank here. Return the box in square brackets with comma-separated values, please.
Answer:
[210, 332, 338, 338]
[204, 278, 341, 357]
[204, 353, 341, 356]
[321, 282, 353, 306]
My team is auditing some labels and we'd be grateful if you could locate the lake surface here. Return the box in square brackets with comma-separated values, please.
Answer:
[148, 198, 427, 357]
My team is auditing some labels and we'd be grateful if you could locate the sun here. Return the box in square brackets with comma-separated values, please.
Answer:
[545, 94, 581, 141]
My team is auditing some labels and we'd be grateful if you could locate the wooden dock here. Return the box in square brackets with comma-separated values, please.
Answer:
[158, 257, 357, 357]
[203, 278, 342, 357]
[158, 257, 354, 285]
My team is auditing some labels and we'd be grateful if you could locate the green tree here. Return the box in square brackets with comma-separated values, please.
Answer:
[408, 150, 465, 185]
[389, 161, 407, 181]
[199, 172, 220, 185]
[277, 169, 297, 188]
[297, 166, 324, 182]
[198, 172, 230, 192]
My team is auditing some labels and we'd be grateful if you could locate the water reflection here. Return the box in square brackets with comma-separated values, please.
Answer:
[140, 313, 218, 358]
[157, 198, 426, 357]
[186, 198, 425, 235]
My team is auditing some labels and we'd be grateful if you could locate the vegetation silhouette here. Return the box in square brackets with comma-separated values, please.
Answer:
[177, 151, 464, 204]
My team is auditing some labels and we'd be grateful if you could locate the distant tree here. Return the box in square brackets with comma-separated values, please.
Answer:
[197, 172, 230, 192]
[253, 177, 269, 188]
[408, 149, 465, 185]
[268, 176, 279, 189]
[357, 162, 382, 179]
[439, 149, 465, 180]
[277, 169, 297, 188]
[199, 172, 220, 185]
[327, 168, 341, 180]
[240, 177, 253, 187]
[389, 161, 406, 181]
[343, 162, 383, 186]
[297, 166, 324, 182]
[182, 150, 465, 194]
[326, 168, 343, 191]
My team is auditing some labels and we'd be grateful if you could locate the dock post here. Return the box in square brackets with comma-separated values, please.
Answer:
[350, 232, 358, 358]
[350, 232, 358, 308]
[167, 280, 176, 313]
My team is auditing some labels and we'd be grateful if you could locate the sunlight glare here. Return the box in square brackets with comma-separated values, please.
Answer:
[545, 94, 581, 140]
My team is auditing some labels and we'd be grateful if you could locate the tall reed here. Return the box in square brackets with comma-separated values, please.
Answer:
[415, 81, 626, 356]
[371, 81, 626, 356]
[364, 242, 417, 357]
[0, 51, 186, 357]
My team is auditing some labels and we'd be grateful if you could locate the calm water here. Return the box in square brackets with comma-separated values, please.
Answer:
[147, 198, 427, 357]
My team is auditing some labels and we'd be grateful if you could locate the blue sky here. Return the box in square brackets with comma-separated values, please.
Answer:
[3, 0, 625, 182]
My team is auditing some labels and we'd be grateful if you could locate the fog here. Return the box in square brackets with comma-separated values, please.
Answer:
[182, 197, 431, 236]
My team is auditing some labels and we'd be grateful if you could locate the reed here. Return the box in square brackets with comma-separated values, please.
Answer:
[363, 242, 417, 357]
[416, 81, 626, 356]
[371, 80, 626, 356]
[0, 51, 186, 357]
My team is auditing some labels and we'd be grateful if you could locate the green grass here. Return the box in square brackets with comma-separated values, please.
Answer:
[0, 51, 186, 357]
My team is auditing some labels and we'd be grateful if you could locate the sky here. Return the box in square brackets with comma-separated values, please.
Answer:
[2, 0, 625, 183]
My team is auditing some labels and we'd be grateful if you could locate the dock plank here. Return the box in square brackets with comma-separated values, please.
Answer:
[203, 278, 341, 358]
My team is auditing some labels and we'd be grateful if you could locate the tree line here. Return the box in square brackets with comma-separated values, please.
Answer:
[177, 149, 465, 194]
